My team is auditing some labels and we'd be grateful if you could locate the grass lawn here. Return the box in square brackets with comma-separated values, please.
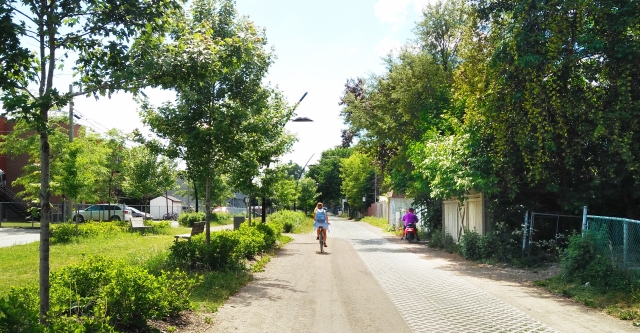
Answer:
[534, 276, 640, 324]
[0, 232, 179, 296]
[0, 221, 41, 228]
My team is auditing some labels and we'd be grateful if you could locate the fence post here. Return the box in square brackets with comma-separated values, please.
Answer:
[624, 220, 629, 268]
[581, 206, 588, 236]
[522, 210, 529, 251]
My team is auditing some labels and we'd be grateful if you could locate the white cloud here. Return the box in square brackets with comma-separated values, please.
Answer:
[374, 36, 402, 57]
[348, 47, 359, 55]
[374, 0, 412, 23]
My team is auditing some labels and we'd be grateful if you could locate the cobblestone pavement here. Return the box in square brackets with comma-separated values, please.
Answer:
[330, 220, 557, 333]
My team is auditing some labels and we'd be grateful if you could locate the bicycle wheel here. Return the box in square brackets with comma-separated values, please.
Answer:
[319, 230, 324, 253]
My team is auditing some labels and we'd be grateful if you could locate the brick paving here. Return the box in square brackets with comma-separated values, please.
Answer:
[330, 220, 557, 333]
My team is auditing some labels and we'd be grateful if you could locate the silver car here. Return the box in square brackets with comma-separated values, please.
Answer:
[73, 204, 132, 222]
[128, 207, 153, 220]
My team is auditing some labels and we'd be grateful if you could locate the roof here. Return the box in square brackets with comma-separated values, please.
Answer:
[152, 195, 183, 203]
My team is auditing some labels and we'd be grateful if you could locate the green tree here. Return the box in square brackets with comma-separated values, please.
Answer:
[297, 177, 319, 213]
[340, 152, 375, 214]
[0, 0, 179, 320]
[140, 0, 295, 238]
[306, 147, 352, 207]
[121, 145, 177, 207]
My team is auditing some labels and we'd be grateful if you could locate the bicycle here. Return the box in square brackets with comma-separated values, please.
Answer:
[318, 226, 325, 253]
[162, 212, 178, 220]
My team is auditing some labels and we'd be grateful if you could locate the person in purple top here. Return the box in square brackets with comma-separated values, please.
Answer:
[401, 207, 420, 241]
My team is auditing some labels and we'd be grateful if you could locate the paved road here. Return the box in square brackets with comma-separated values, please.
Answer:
[207, 217, 636, 333]
[0, 227, 40, 248]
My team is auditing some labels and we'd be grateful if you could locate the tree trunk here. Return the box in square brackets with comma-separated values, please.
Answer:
[39, 130, 51, 325]
[205, 175, 211, 245]
[194, 178, 199, 213]
[262, 197, 267, 223]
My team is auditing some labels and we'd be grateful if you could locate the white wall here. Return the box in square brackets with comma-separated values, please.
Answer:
[149, 196, 183, 220]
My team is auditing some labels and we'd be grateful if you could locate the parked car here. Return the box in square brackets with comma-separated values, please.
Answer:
[128, 207, 153, 220]
[73, 204, 132, 223]
[212, 206, 229, 213]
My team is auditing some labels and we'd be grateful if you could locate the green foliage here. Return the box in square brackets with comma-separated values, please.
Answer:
[442, 233, 456, 253]
[297, 177, 319, 213]
[0, 257, 197, 332]
[122, 146, 178, 205]
[306, 147, 352, 206]
[51, 222, 125, 244]
[178, 211, 206, 227]
[340, 152, 375, 212]
[168, 222, 282, 272]
[267, 210, 311, 234]
[0, 286, 42, 333]
[429, 229, 444, 249]
[560, 232, 633, 290]
[459, 230, 482, 260]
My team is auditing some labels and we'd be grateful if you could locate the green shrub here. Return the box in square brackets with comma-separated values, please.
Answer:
[51, 222, 125, 243]
[559, 231, 633, 289]
[429, 229, 444, 248]
[178, 211, 206, 227]
[0, 257, 198, 332]
[267, 210, 309, 233]
[459, 230, 481, 260]
[168, 223, 282, 272]
[0, 286, 42, 333]
[479, 222, 520, 263]
[443, 232, 456, 253]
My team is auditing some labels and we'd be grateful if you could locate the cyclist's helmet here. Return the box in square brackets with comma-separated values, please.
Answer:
[408, 207, 414, 212]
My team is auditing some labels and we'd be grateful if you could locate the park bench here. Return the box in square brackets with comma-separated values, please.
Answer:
[131, 219, 154, 235]
[174, 221, 205, 241]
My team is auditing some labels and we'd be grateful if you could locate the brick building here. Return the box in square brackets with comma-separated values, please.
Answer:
[0, 117, 81, 221]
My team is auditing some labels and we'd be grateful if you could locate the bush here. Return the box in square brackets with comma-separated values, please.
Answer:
[459, 230, 482, 260]
[0, 286, 42, 333]
[51, 222, 125, 244]
[168, 223, 282, 272]
[479, 222, 520, 263]
[0, 257, 199, 332]
[429, 229, 444, 248]
[443, 232, 456, 253]
[178, 211, 206, 227]
[267, 210, 309, 233]
[559, 231, 632, 289]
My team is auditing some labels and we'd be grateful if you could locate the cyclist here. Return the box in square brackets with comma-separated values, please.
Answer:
[401, 207, 420, 241]
[314, 202, 329, 247]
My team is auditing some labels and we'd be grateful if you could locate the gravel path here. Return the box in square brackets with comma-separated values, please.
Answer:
[205, 218, 637, 333]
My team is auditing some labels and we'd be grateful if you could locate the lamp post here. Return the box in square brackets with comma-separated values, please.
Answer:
[108, 170, 120, 221]
[293, 153, 315, 212]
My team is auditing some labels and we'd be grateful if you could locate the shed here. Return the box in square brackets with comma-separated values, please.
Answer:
[149, 195, 183, 220]
[442, 191, 487, 242]
[384, 190, 414, 227]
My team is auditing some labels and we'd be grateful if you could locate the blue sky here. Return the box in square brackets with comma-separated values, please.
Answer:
[69, 0, 432, 167]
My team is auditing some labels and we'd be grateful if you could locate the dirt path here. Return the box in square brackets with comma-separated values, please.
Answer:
[184, 219, 637, 332]
[204, 231, 411, 333]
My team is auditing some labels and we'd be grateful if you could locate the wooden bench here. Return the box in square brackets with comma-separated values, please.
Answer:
[131, 219, 154, 235]
[174, 221, 205, 241]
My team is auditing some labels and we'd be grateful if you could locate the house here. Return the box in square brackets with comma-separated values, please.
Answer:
[0, 117, 81, 221]
[149, 194, 183, 220]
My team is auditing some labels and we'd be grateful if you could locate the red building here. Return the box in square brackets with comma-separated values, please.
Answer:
[0, 117, 81, 221]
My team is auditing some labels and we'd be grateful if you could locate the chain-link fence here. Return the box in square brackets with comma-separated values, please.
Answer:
[586, 215, 640, 269]
[522, 212, 583, 250]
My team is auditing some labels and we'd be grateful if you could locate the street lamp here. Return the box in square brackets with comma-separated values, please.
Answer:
[290, 92, 312, 122]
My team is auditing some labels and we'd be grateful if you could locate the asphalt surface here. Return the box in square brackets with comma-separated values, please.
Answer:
[207, 217, 637, 333]
[0, 227, 40, 248]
